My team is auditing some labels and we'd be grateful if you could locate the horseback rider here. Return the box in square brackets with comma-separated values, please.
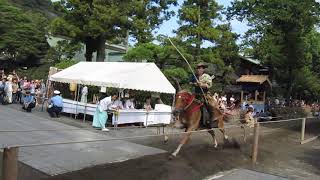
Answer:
[189, 62, 214, 127]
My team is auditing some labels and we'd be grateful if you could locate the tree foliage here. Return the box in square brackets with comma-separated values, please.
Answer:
[228, 0, 320, 99]
[0, 0, 48, 64]
[129, 0, 177, 44]
[51, 0, 176, 62]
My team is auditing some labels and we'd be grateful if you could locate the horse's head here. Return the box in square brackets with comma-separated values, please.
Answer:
[171, 90, 195, 128]
[172, 90, 194, 115]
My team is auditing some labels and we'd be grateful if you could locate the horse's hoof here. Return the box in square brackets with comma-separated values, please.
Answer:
[214, 144, 218, 149]
[163, 135, 169, 144]
[168, 154, 176, 160]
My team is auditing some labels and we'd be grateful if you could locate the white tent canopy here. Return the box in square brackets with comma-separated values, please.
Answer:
[50, 62, 176, 94]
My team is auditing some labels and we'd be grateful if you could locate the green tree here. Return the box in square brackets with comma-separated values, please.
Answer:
[228, 0, 320, 98]
[0, 0, 48, 64]
[176, 0, 222, 62]
[51, 0, 130, 62]
[51, 0, 176, 62]
[129, 0, 177, 44]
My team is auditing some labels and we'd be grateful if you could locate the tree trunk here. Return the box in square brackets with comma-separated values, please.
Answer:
[85, 37, 96, 62]
[96, 35, 106, 62]
[286, 68, 293, 98]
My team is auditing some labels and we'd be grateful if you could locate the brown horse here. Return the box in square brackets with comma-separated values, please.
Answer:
[170, 90, 229, 158]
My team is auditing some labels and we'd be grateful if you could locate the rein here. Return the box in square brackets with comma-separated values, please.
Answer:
[177, 93, 203, 114]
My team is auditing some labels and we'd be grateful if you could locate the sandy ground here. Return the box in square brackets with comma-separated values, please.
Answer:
[1, 104, 320, 180]
[42, 120, 320, 180]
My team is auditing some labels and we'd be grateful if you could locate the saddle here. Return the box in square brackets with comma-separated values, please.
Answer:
[200, 105, 219, 129]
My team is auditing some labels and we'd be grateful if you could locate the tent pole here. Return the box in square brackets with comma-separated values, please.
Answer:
[75, 84, 80, 119]
[83, 88, 87, 123]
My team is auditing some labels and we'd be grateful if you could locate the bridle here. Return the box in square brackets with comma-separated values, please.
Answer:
[173, 92, 203, 115]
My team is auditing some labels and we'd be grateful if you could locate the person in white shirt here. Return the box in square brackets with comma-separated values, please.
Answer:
[124, 97, 135, 109]
[230, 95, 235, 102]
[144, 97, 153, 111]
[92, 93, 118, 131]
[112, 97, 123, 109]
[80, 86, 88, 103]
[4, 77, 13, 103]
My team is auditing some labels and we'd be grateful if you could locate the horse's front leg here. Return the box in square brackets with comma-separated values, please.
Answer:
[218, 117, 228, 140]
[208, 130, 218, 148]
[170, 127, 193, 158]
[219, 128, 229, 140]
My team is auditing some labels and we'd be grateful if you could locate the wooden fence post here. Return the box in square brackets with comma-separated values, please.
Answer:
[300, 118, 306, 144]
[2, 147, 19, 180]
[252, 123, 260, 164]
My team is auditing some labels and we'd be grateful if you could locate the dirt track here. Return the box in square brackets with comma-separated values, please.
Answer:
[40, 118, 320, 180]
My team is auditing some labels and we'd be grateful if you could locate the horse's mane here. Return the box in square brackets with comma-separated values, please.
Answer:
[177, 90, 192, 95]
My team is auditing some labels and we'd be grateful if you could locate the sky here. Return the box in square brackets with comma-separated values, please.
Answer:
[50, 0, 250, 44]
[51, 0, 249, 36]
[154, 0, 249, 38]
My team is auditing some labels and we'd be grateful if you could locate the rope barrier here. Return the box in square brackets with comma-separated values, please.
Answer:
[0, 125, 158, 132]
[0, 116, 313, 149]
[258, 117, 305, 124]
[0, 116, 296, 133]
[1, 124, 244, 149]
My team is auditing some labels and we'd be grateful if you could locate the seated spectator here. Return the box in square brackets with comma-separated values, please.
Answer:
[124, 97, 135, 109]
[47, 90, 63, 118]
[144, 97, 153, 111]
[112, 97, 123, 109]
[155, 97, 163, 105]
[22, 91, 35, 112]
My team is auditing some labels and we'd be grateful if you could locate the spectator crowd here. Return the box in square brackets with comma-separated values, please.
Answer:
[0, 70, 46, 112]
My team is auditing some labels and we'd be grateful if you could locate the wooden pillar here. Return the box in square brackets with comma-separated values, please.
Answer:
[2, 147, 19, 180]
[255, 90, 258, 101]
[263, 91, 266, 103]
[300, 118, 306, 143]
[240, 91, 244, 102]
[252, 123, 260, 164]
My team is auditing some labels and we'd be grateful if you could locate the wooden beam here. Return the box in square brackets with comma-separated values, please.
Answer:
[2, 147, 19, 180]
[240, 91, 244, 102]
[255, 90, 258, 101]
[301, 136, 319, 144]
[300, 118, 306, 142]
[252, 123, 260, 164]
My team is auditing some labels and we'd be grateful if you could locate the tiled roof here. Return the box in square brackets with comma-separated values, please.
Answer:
[236, 75, 271, 86]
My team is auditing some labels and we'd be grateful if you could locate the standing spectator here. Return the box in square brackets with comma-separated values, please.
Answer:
[22, 91, 35, 112]
[38, 79, 46, 105]
[12, 79, 18, 103]
[274, 98, 280, 106]
[0, 78, 5, 103]
[4, 77, 13, 104]
[1, 70, 5, 79]
[80, 85, 88, 103]
[47, 90, 63, 118]
[19, 76, 27, 88]
[230, 95, 235, 103]
[30, 80, 36, 96]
